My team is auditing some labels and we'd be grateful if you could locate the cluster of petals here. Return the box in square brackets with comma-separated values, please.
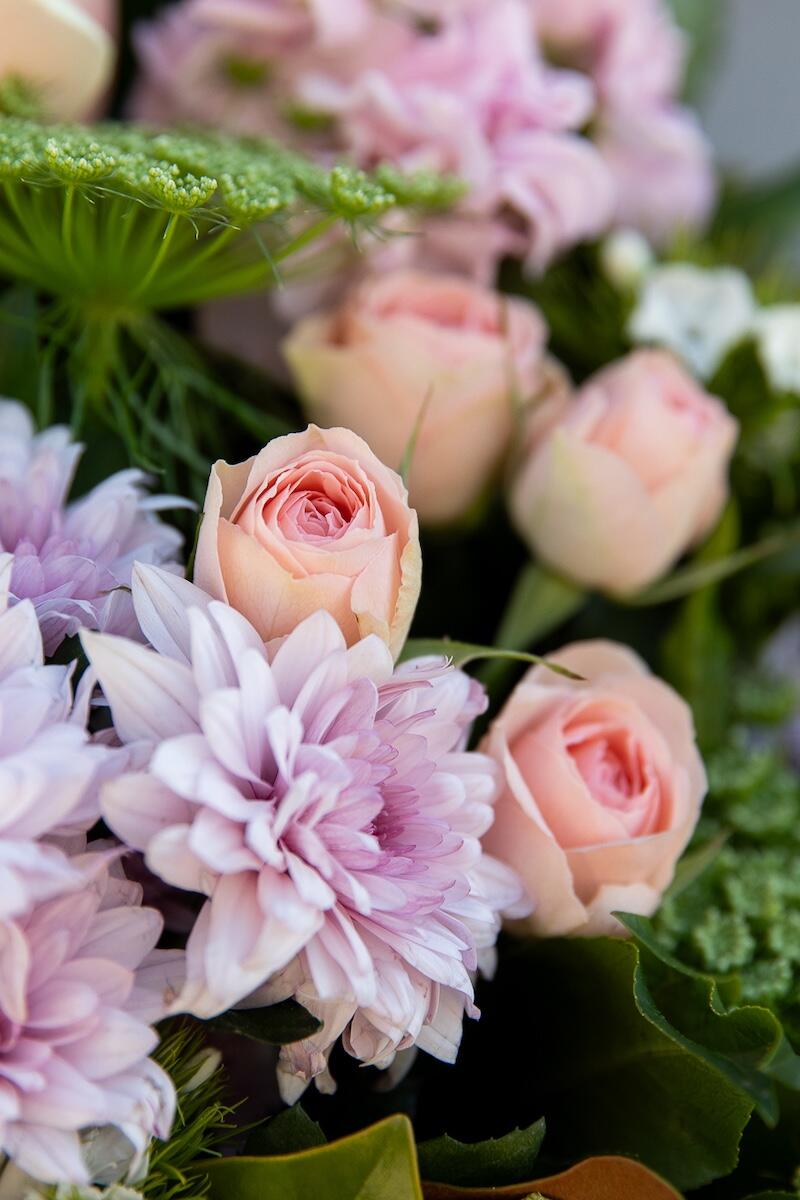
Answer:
[83, 564, 527, 1098]
[0, 401, 183, 657]
[131, 0, 714, 274]
[0, 854, 176, 1187]
[0, 551, 117, 920]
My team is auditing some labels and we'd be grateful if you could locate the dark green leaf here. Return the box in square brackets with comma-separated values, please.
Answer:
[246, 1105, 327, 1157]
[417, 1120, 545, 1188]
[204, 1115, 423, 1200]
[209, 999, 321, 1046]
[0, 287, 40, 405]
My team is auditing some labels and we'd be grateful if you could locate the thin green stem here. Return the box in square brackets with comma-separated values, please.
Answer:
[132, 212, 181, 302]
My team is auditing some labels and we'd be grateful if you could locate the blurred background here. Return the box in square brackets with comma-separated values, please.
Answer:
[703, 0, 800, 178]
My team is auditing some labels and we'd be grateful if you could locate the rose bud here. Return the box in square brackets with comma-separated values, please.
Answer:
[194, 424, 421, 659]
[283, 270, 548, 525]
[509, 349, 738, 594]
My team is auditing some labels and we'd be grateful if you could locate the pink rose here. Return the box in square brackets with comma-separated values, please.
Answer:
[194, 425, 421, 658]
[510, 349, 738, 593]
[598, 105, 717, 246]
[482, 640, 707, 936]
[2, 0, 116, 119]
[283, 270, 548, 525]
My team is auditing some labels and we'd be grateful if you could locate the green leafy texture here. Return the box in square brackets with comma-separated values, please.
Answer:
[142, 1025, 236, 1200]
[209, 998, 321, 1046]
[245, 1105, 327, 1157]
[0, 119, 456, 310]
[204, 1115, 423, 1200]
[652, 695, 800, 1043]
[417, 1121, 545, 1188]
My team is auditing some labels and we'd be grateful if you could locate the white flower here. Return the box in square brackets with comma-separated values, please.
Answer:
[600, 228, 654, 290]
[754, 305, 800, 394]
[629, 263, 756, 379]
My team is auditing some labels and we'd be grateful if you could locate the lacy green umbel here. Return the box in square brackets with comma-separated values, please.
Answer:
[0, 118, 460, 489]
[0, 118, 459, 310]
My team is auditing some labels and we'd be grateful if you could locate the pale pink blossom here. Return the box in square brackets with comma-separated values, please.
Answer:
[531, 0, 686, 109]
[598, 106, 717, 246]
[0, 401, 183, 656]
[83, 565, 527, 1098]
[0, 554, 117, 919]
[131, 0, 370, 132]
[0, 856, 176, 1186]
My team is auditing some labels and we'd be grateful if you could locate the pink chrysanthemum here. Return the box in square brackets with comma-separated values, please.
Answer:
[0, 856, 176, 1186]
[0, 401, 183, 656]
[83, 565, 527, 1098]
[0, 552, 117, 918]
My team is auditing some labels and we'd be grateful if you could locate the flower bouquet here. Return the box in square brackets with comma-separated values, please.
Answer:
[2, 2, 800, 1198]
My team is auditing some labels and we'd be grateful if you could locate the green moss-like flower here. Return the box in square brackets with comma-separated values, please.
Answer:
[0, 117, 458, 310]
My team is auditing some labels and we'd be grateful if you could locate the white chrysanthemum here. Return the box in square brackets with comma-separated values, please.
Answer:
[754, 305, 800, 395]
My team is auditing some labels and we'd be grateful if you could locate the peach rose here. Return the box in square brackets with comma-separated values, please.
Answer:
[194, 425, 421, 658]
[482, 641, 706, 937]
[509, 349, 738, 594]
[2, 0, 116, 120]
[283, 270, 548, 525]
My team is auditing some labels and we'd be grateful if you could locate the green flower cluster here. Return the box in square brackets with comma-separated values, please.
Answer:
[654, 698, 800, 1033]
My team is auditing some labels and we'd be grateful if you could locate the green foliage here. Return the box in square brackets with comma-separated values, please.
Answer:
[209, 999, 321, 1046]
[653, 719, 800, 1041]
[141, 1026, 236, 1200]
[245, 1106, 327, 1157]
[417, 1121, 545, 1188]
[415, 926, 791, 1193]
[0, 118, 454, 310]
[204, 1116, 423, 1200]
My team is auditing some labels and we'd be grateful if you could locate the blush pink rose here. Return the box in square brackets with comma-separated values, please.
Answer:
[283, 270, 549, 525]
[194, 425, 421, 658]
[2, 0, 116, 119]
[482, 640, 707, 936]
[510, 349, 738, 594]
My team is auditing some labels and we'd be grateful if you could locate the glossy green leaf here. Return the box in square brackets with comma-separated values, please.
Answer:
[209, 998, 320, 1045]
[417, 1120, 545, 1187]
[205, 1115, 423, 1200]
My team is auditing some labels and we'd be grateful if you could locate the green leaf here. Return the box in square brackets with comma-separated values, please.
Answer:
[246, 1105, 327, 1157]
[209, 999, 321, 1046]
[399, 639, 582, 680]
[0, 287, 40, 405]
[417, 1120, 545, 1188]
[441, 927, 788, 1191]
[204, 1115, 424, 1200]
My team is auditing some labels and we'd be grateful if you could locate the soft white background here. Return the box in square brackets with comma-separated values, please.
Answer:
[703, 0, 800, 178]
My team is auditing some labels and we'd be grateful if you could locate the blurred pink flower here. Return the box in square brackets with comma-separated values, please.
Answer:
[531, 0, 686, 108]
[598, 105, 717, 246]
[0, 856, 176, 1186]
[131, 0, 370, 132]
[0, 401, 183, 656]
[0, 553, 117, 919]
[84, 565, 527, 1098]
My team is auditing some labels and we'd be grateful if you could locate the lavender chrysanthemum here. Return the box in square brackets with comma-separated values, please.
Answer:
[0, 401, 184, 655]
[0, 855, 176, 1187]
[83, 565, 528, 1098]
[0, 552, 118, 918]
